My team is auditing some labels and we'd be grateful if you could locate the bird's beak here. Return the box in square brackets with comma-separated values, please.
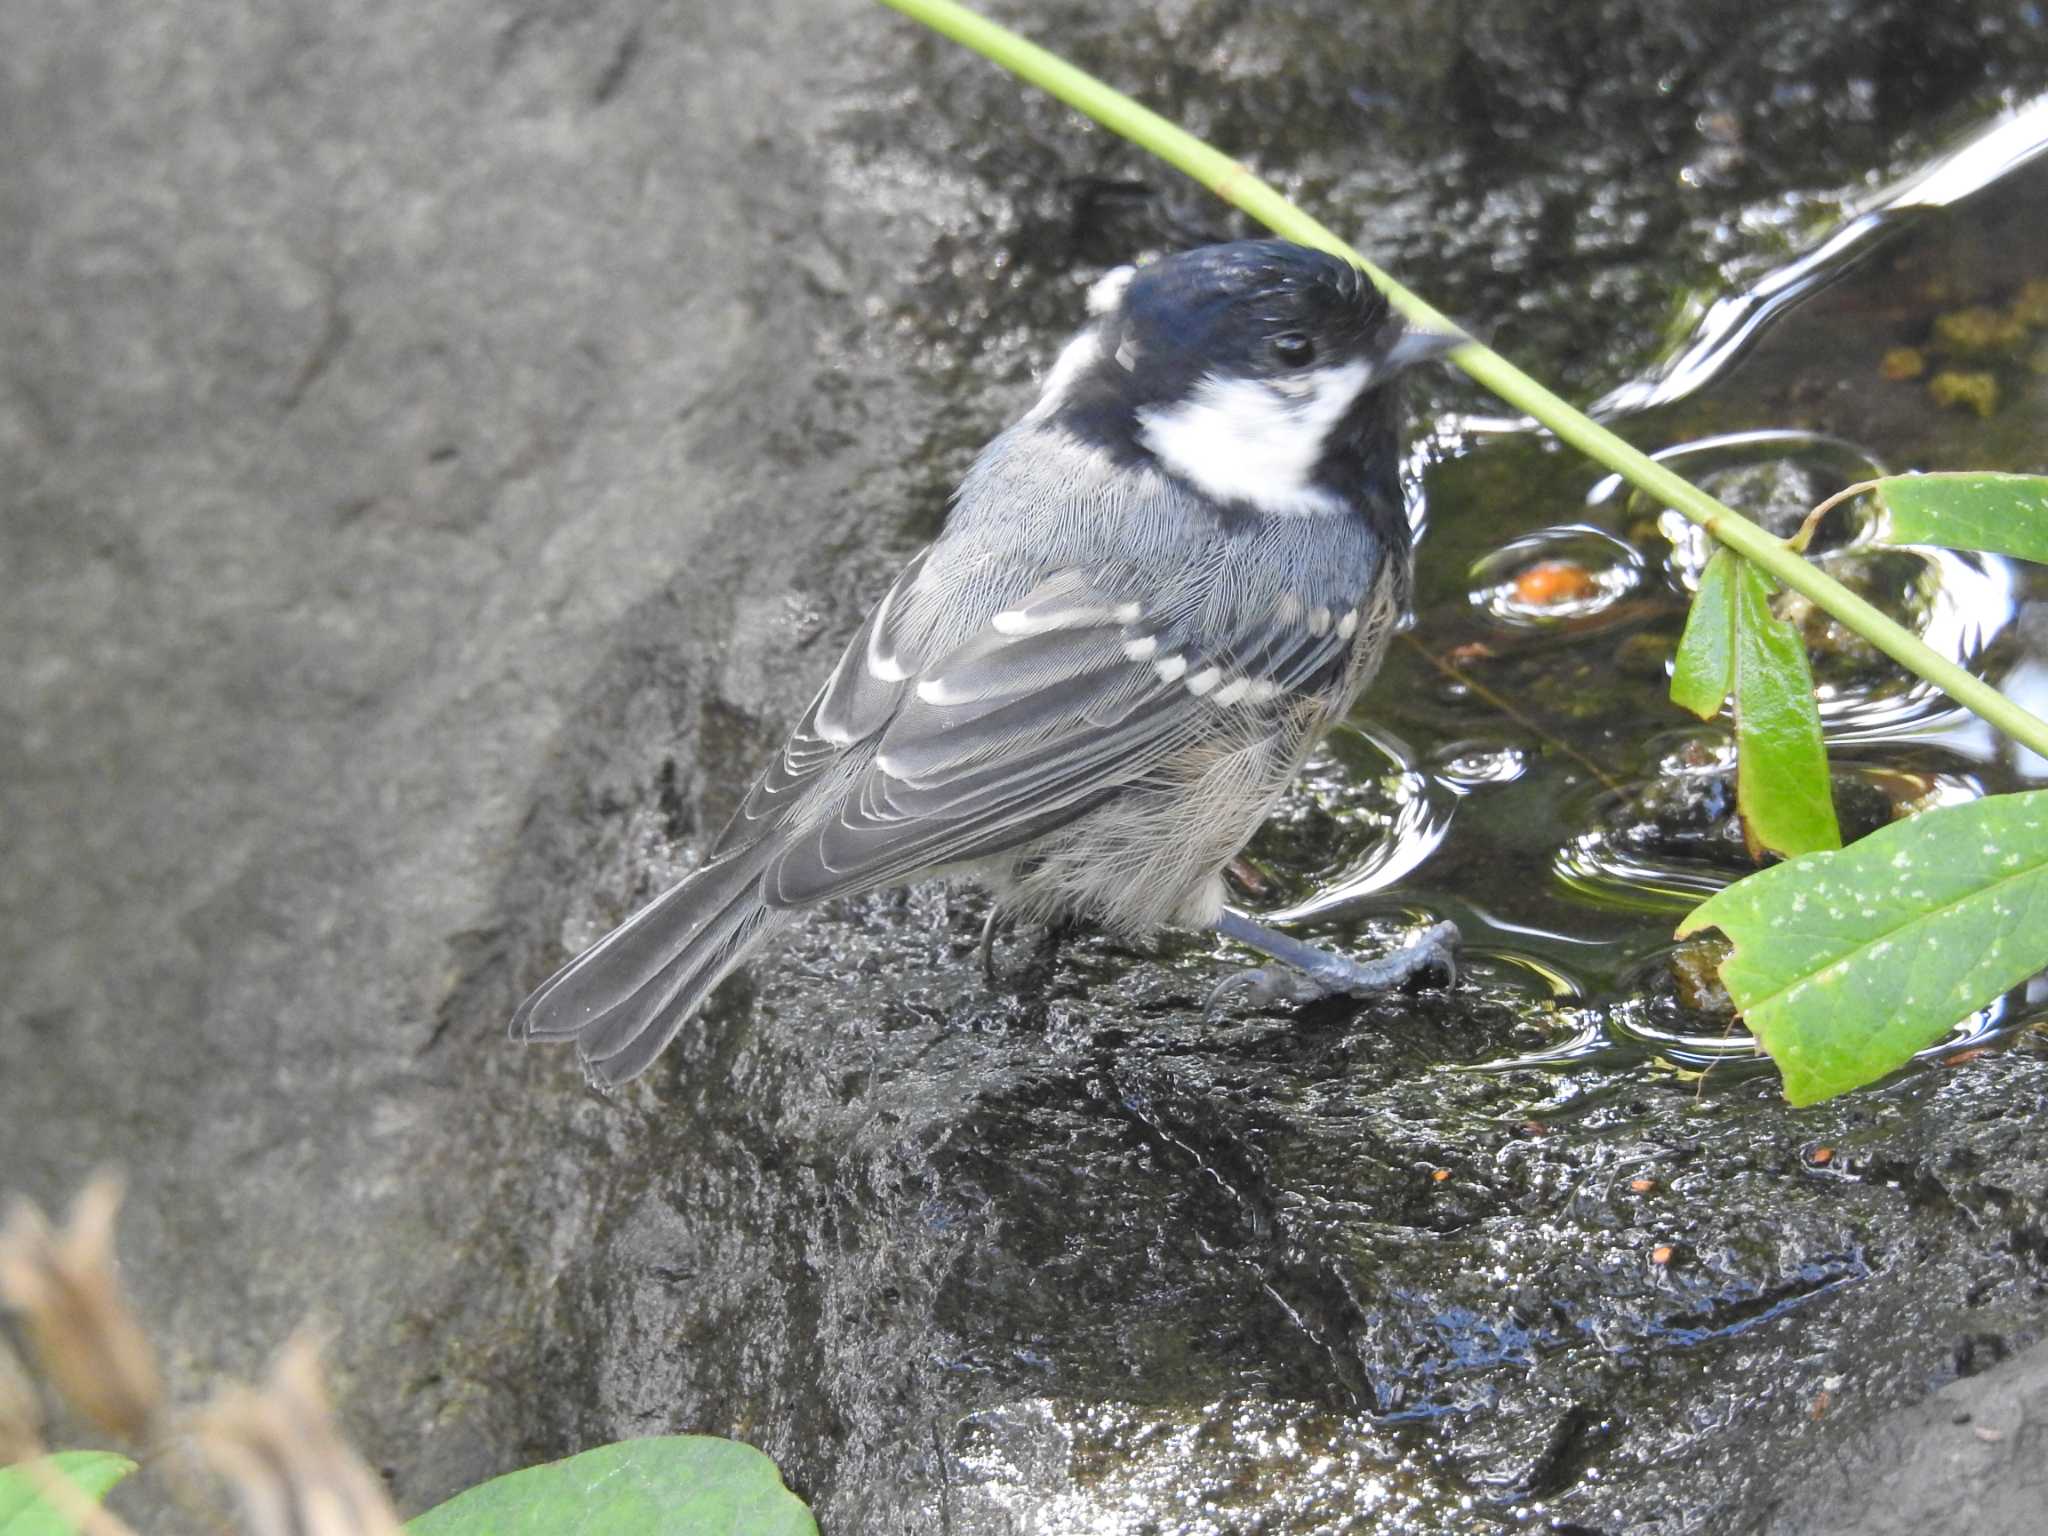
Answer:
[1383, 325, 1470, 372]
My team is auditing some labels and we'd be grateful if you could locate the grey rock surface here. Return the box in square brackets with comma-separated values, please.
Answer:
[1761, 1333, 2048, 1536]
[7, 1, 2048, 1534]
[1, 0, 912, 1512]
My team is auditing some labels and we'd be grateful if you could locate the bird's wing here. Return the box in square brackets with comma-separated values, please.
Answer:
[757, 562, 1361, 906]
[709, 545, 934, 857]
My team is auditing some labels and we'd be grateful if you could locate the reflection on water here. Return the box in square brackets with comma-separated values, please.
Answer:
[1555, 755, 1990, 921]
[1253, 724, 1455, 926]
[1797, 543, 2020, 740]
[1489, 977, 2028, 1079]
[1428, 738, 1528, 791]
[1593, 91, 2048, 415]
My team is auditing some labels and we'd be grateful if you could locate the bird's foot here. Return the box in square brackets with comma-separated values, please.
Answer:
[1206, 916, 1459, 1012]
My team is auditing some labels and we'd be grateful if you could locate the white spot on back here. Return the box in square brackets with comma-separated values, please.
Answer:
[1136, 361, 1375, 516]
[866, 616, 909, 680]
[1185, 666, 1221, 696]
[1086, 265, 1135, 315]
[1023, 330, 1103, 424]
[991, 605, 1111, 636]
[1123, 635, 1159, 661]
[1154, 654, 1187, 683]
[1211, 677, 1249, 706]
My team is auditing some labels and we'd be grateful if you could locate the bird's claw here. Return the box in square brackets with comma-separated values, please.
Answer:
[1206, 966, 1327, 1011]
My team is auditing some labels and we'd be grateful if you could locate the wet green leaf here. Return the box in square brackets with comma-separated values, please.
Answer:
[406, 1436, 817, 1536]
[1731, 558, 1840, 858]
[0, 1452, 138, 1536]
[1872, 472, 2048, 563]
[1677, 789, 2048, 1104]
[1670, 548, 1737, 718]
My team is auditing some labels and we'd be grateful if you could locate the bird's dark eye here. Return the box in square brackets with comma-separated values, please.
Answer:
[1273, 332, 1316, 368]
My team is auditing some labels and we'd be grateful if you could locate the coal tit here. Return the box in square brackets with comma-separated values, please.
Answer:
[514, 238, 1461, 1084]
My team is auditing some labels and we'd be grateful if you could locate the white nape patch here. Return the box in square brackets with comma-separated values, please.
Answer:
[1153, 654, 1188, 683]
[1087, 265, 1136, 315]
[1023, 329, 1103, 423]
[1122, 635, 1159, 661]
[1136, 360, 1374, 516]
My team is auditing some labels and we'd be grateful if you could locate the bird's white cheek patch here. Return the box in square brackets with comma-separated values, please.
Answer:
[1136, 361, 1374, 516]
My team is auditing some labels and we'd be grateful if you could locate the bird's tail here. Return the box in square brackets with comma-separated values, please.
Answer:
[509, 842, 787, 1085]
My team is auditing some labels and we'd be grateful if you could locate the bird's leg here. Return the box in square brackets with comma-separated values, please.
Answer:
[979, 907, 1014, 986]
[980, 910, 1076, 992]
[1206, 910, 1459, 1010]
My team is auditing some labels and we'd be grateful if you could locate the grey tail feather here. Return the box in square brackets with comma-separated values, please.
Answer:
[509, 842, 784, 1085]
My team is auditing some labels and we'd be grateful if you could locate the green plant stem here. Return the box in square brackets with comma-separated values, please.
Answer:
[878, 0, 2048, 763]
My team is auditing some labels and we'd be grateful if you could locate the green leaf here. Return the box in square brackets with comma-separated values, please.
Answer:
[406, 1436, 817, 1536]
[1730, 558, 1840, 858]
[1670, 548, 1738, 718]
[1676, 789, 2048, 1104]
[0, 1452, 139, 1536]
[1872, 472, 2048, 563]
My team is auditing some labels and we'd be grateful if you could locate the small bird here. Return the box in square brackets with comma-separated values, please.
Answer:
[513, 238, 1461, 1084]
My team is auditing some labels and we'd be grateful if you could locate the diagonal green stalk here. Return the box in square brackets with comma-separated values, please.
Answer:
[878, 0, 2048, 762]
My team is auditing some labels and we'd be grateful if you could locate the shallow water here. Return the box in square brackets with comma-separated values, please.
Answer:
[1246, 93, 2048, 1089]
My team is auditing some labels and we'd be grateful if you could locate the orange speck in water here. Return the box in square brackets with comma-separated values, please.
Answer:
[1513, 560, 1599, 606]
